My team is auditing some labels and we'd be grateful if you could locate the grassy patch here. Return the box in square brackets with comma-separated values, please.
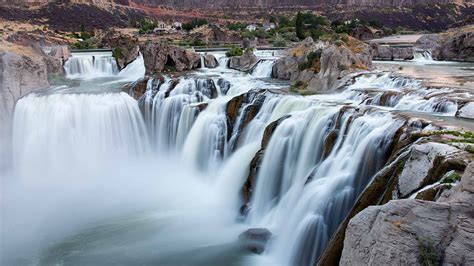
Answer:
[440, 171, 461, 184]
[418, 237, 438, 266]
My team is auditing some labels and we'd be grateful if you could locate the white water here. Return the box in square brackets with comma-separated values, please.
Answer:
[2, 49, 468, 266]
[64, 52, 145, 81]
[412, 50, 434, 63]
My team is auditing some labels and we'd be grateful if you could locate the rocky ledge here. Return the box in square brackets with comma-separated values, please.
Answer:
[139, 42, 201, 75]
[415, 28, 474, 62]
[272, 37, 371, 93]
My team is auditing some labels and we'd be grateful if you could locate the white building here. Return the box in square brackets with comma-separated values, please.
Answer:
[246, 24, 257, 32]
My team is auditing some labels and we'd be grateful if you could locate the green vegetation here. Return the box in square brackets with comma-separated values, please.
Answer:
[182, 19, 208, 31]
[225, 46, 243, 57]
[440, 171, 461, 184]
[298, 50, 322, 71]
[227, 22, 247, 31]
[112, 47, 123, 59]
[295, 12, 305, 40]
[418, 238, 438, 266]
[70, 26, 96, 49]
[131, 19, 158, 34]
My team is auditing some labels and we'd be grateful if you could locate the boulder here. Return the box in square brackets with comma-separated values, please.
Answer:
[228, 50, 258, 72]
[397, 142, 459, 197]
[456, 102, 474, 120]
[100, 31, 140, 70]
[203, 54, 218, 68]
[350, 25, 374, 41]
[272, 37, 322, 80]
[414, 34, 443, 59]
[305, 40, 371, 92]
[217, 78, 231, 95]
[139, 42, 200, 75]
[238, 228, 272, 254]
[0, 50, 50, 127]
[340, 163, 474, 266]
[48, 45, 70, 65]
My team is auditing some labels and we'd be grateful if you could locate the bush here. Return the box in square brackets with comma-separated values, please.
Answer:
[273, 37, 287, 47]
[112, 47, 124, 59]
[418, 238, 438, 266]
[182, 19, 208, 31]
[226, 46, 243, 57]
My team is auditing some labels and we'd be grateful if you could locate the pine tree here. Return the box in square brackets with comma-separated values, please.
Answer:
[295, 12, 305, 40]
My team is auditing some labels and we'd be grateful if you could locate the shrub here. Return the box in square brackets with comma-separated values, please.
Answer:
[226, 46, 243, 57]
[112, 47, 124, 59]
[440, 171, 461, 184]
[418, 238, 438, 266]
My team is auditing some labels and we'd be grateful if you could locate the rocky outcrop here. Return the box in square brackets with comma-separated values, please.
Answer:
[203, 54, 218, 68]
[350, 25, 374, 41]
[139, 42, 200, 75]
[370, 42, 414, 60]
[100, 31, 140, 70]
[272, 37, 322, 80]
[340, 162, 474, 266]
[0, 48, 50, 132]
[415, 30, 474, 62]
[228, 50, 258, 72]
[456, 102, 474, 120]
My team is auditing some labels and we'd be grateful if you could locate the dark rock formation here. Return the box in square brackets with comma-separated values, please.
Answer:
[349, 25, 374, 41]
[272, 37, 320, 80]
[217, 78, 231, 95]
[238, 228, 272, 254]
[139, 42, 200, 75]
[100, 31, 139, 70]
[203, 54, 218, 68]
[228, 50, 258, 72]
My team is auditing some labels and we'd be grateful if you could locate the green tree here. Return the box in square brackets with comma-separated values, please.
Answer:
[295, 12, 305, 40]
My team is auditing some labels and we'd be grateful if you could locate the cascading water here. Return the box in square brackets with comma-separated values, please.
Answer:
[3, 48, 467, 266]
[412, 49, 434, 62]
[64, 53, 119, 78]
[251, 60, 275, 78]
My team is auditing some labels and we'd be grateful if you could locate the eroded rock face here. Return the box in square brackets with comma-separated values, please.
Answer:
[0, 50, 50, 127]
[341, 163, 474, 266]
[139, 42, 200, 75]
[306, 41, 371, 92]
[204, 54, 218, 68]
[397, 142, 459, 197]
[370, 42, 414, 61]
[101, 32, 140, 70]
[228, 50, 258, 72]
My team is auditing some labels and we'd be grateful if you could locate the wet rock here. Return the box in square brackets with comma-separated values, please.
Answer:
[139, 42, 200, 75]
[228, 50, 258, 72]
[238, 228, 272, 254]
[217, 78, 231, 95]
[102, 32, 139, 70]
[414, 34, 443, 59]
[121, 77, 151, 100]
[203, 54, 218, 68]
[456, 102, 474, 120]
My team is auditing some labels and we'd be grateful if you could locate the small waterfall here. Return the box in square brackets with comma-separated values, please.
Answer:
[117, 54, 146, 81]
[412, 50, 434, 62]
[200, 54, 207, 69]
[252, 60, 275, 78]
[64, 54, 119, 79]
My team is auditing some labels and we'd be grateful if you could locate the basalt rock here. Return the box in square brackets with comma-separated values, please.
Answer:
[0, 49, 50, 128]
[203, 54, 218, 68]
[370, 42, 414, 61]
[340, 162, 474, 266]
[456, 102, 474, 120]
[217, 78, 231, 95]
[139, 42, 200, 75]
[228, 50, 258, 72]
[100, 31, 140, 70]
[238, 228, 272, 254]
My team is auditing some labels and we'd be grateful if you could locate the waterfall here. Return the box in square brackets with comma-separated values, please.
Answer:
[343, 73, 461, 116]
[247, 106, 403, 265]
[12, 92, 149, 177]
[252, 60, 275, 78]
[412, 50, 434, 63]
[64, 53, 119, 79]
[64, 52, 145, 81]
